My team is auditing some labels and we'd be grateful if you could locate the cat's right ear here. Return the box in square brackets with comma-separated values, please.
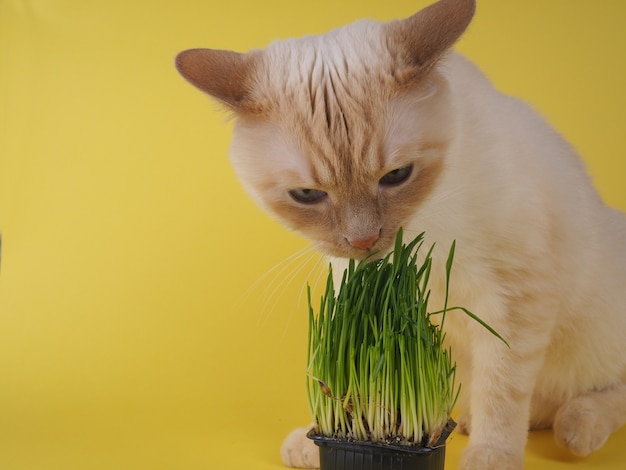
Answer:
[175, 48, 260, 114]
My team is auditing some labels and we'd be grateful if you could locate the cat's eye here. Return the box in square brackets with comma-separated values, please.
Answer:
[289, 188, 328, 204]
[379, 165, 413, 186]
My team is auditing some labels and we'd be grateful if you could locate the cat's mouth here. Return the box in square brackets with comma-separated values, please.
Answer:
[320, 234, 394, 260]
[344, 245, 392, 261]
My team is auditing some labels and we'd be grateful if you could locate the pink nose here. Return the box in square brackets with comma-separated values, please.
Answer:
[349, 234, 379, 250]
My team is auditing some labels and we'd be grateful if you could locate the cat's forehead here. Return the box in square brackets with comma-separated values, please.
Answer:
[253, 21, 402, 183]
[263, 20, 390, 78]
[233, 18, 451, 190]
[258, 20, 399, 112]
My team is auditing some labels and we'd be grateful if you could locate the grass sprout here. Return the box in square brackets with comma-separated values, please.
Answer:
[306, 229, 504, 447]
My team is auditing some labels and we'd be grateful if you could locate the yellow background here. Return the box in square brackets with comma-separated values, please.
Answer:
[1, 1, 625, 469]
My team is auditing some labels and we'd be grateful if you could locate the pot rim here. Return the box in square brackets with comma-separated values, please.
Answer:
[307, 418, 456, 455]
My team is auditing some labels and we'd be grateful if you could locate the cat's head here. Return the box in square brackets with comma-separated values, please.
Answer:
[176, 0, 475, 259]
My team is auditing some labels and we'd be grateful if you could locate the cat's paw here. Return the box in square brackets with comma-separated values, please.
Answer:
[459, 444, 523, 470]
[553, 397, 610, 457]
[280, 427, 320, 469]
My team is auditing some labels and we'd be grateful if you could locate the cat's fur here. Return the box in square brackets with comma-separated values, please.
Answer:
[175, 0, 626, 469]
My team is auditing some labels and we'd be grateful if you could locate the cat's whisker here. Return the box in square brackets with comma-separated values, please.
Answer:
[282, 248, 327, 337]
[246, 244, 322, 327]
[234, 245, 312, 317]
[259, 249, 315, 322]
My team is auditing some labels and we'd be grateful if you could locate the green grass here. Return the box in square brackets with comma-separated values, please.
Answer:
[306, 229, 505, 447]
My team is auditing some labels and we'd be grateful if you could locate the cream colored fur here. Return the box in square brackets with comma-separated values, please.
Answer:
[176, 1, 626, 469]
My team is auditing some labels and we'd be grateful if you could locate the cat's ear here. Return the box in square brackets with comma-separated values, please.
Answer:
[386, 0, 475, 75]
[175, 48, 260, 113]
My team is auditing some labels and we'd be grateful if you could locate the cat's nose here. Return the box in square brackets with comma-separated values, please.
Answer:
[348, 234, 379, 250]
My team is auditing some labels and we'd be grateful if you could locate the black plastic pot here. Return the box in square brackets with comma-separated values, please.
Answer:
[308, 420, 455, 470]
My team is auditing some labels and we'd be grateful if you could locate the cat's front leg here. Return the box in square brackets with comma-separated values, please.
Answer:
[458, 302, 553, 470]
[281, 426, 320, 469]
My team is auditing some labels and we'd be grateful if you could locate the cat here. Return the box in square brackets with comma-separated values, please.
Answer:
[175, 0, 626, 469]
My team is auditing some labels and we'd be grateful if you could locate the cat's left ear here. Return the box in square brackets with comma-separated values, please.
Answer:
[385, 0, 476, 76]
[175, 48, 260, 113]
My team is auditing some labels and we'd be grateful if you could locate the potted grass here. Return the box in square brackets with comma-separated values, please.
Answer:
[306, 229, 505, 470]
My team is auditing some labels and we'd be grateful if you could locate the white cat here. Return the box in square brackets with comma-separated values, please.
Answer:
[175, 0, 626, 468]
